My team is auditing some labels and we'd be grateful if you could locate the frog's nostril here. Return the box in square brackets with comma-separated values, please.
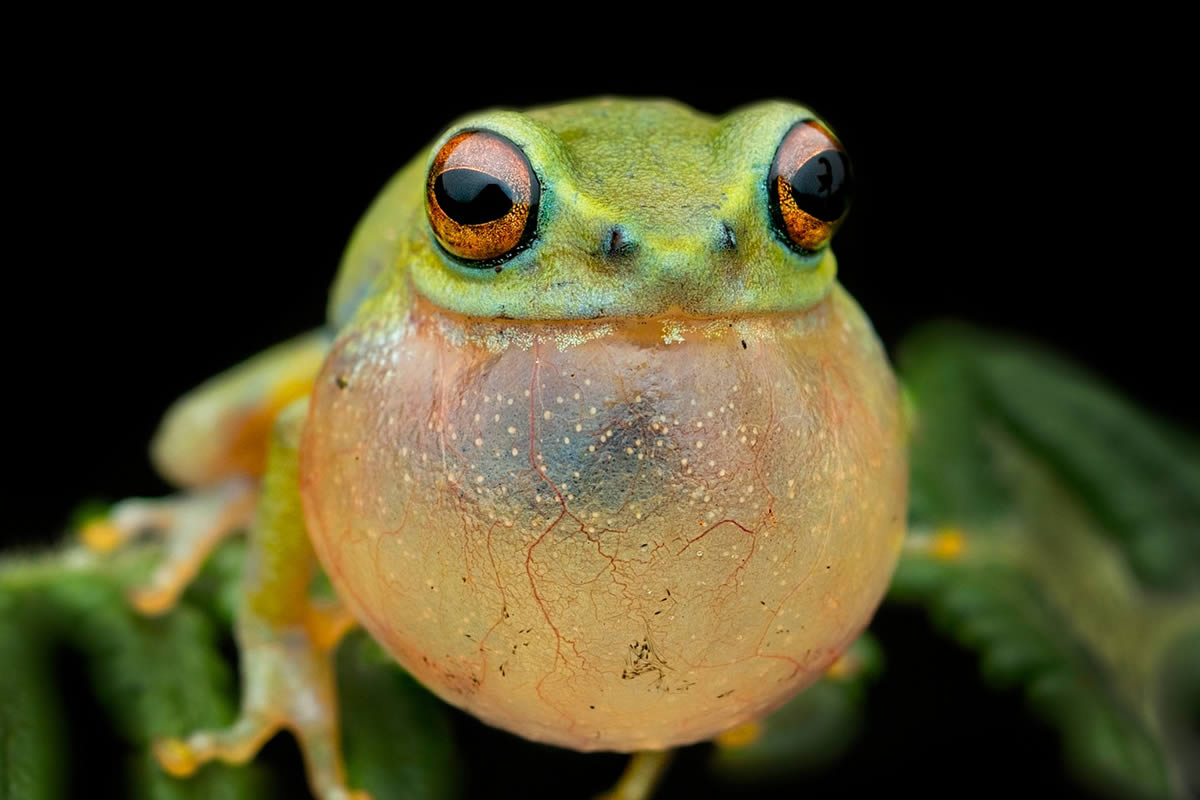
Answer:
[716, 221, 738, 252]
[601, 225, 637, 258]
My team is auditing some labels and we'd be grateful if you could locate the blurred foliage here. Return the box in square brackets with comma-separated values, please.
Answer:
[894, 322, 1200, 800]
[1, 322, 1197, 799]
[709, 633, 883, 778]
[0, 544, 457, 800]
[0, 546, 268, 799]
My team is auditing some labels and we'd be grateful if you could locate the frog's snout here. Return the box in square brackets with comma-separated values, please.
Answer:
[591, 219, 743, 313]
[597, 219, 738, 263]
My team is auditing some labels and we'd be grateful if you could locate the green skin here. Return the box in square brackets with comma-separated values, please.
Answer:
[96, 99, 889, 800]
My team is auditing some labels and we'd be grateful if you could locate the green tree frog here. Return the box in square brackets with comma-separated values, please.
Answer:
[83, 98, 906, 800]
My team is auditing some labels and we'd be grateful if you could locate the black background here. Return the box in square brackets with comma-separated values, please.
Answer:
[6, 47, 1191, 799]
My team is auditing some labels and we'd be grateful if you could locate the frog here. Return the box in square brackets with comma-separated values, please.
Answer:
[81, 97, 907, 800]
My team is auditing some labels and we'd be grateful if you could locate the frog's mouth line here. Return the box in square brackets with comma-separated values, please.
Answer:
[408, 277, 834, 331]
[403, 286, 835, 353]
[388, 284, 840, 352]
[404, 238, 840, 324]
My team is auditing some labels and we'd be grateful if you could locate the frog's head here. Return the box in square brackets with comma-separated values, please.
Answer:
[334, 98, 852, 322]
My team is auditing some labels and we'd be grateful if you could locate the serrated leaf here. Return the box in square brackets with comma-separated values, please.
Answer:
[45, 578, 270, 798]
[1, 550, 270, 799]
[894, 323, 1200, 800]
[1, 538, 465, 799]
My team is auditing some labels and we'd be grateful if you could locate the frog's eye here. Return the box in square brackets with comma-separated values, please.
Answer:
[426, 130, 540, 264]
[768, 120, 853, 253]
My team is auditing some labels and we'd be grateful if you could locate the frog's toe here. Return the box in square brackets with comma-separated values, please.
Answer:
[154, 711, 369, 799]
[155, 700, 364, 799]
[80, 477, 257, 614]
[80, 498, 172, 553]
[712, 721, 763, 750]
[152, 715, 274, 776]
[154, 609, 365, 799]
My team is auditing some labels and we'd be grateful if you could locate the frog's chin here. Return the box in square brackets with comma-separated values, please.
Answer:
[299, 283, 906, 752]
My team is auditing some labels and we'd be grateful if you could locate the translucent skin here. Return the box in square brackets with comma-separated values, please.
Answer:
[300, 285, 906, 751]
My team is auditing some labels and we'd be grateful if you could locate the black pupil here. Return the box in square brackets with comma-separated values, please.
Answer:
[434, 168, 515, 224]
[788, 149, 852, 221]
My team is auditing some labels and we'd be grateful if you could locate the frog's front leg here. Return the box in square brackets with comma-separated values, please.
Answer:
[154, 399, 366, 800]
[82, 477, 257, 613]
[80, 331, 329, 612]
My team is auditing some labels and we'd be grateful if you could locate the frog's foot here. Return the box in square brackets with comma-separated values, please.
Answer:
[150, 400, 365, 799]
[153, 617, 367, 800]
[80, 476, 257, 615]
[596, 750, 674, 800]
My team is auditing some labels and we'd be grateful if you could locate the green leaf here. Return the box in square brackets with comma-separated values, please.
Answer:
[185, 536, 246, 626]
[0, 592, 66, 800]
[1, 548, 270, 799]
[0, 540, 461, 799]
[895, 322, 1200, 800]
[339, 633, 461, 800]
[709, 633, 883, 780]
[43, 576, 269, 798]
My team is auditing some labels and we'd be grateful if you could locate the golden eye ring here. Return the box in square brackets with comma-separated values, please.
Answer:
[426, 130, 540, 265]
[768, 120, 853, 253]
